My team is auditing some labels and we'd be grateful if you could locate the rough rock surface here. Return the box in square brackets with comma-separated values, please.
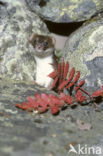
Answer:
[0, 78, 103, 156]
[0, 0, 48, 81]
[62, 17, 103, 89]
[25, 0, 103, 23]
[0, 1, 103, 156]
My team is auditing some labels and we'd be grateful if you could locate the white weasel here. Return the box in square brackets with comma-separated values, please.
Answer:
[34, 55, 54, 87]
[30, 33, 56, 88]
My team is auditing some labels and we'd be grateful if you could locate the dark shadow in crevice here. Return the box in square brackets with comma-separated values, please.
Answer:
[39, 0, 47, 7]
[0, 1, 5, 5]
[44, 20, 84, 36]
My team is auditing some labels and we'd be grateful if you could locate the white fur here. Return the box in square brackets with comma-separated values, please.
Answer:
[34, 55, 54, 88]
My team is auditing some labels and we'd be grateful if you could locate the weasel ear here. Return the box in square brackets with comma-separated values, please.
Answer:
[51, 36, 56, 45]
[29, 33, 38, 43]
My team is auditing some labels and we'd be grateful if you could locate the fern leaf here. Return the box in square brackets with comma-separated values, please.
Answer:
[58, 67, 75, 90]
[48, 70, 57, 79]
[50, 105, 59, 115]
[60, 92, 73, 105]
[75, 80, 85, 91]
[66, 71, 80, 89]
[27, 96, 38, 108]
[92, 89, 103, 97]
[51, 77, 58, 89]
[73, 71, 80, 83]
[63, 62, 69, 80]
[59, 60, 65, 84]
[75, 90, 86, 103]
[66, 82, 74, 89]
[67, 67, 75, 82]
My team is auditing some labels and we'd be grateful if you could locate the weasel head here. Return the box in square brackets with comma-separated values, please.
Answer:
[29, 33, 55, 58]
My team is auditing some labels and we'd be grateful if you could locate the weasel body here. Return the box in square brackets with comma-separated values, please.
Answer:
[34, 55, 54, 87]
[30, 33, 56, 88]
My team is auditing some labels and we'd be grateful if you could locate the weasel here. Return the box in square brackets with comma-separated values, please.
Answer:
[30, 33, 56, 88]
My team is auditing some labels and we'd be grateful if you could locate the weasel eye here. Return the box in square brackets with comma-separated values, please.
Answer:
[34, 39, 37, 45]
[43, 41, 48, 47]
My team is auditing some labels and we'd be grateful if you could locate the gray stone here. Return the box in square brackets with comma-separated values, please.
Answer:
[0, 78, 103, 156]
[0, 1, 103, 156]
[0, 0, 49, 81]
[62, 17, 103, 89]
[25, 0, 103, 23]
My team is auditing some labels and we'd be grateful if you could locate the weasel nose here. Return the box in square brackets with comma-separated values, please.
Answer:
[37, 44, 42, 49]
[38, 46, 41, 49]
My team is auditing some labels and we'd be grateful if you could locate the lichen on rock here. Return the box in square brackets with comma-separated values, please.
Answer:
[0, 0, 49, 81]
[25, 0, 103, 23]
[62, 17, 103, 88]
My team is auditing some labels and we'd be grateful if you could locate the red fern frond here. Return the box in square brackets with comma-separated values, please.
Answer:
[65, 82, 74, 89]
[63, 62, 69, 80]
[92, 87, 103, 97]
[15, 60, 103, 115]
[60, 93, 73, 105]
[65, 71, 80, 89]
[59, 60, 65, 84]
[75, 90, 86, 103]
[67, 67, 75, 82]
[48, 71, 57, 79]
[58, 67, 75, 90]
[73, 71, 80, 83]
[51, 77, 58, 89]
[75, 80, 85, 91]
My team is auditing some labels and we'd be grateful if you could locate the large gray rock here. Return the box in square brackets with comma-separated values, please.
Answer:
[25, 0, 103, 23]
[62, 17, 103, 89]
[0, 78, 103, 156]
[0, 0, 48, 81]
[0, 2, 103, 156]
